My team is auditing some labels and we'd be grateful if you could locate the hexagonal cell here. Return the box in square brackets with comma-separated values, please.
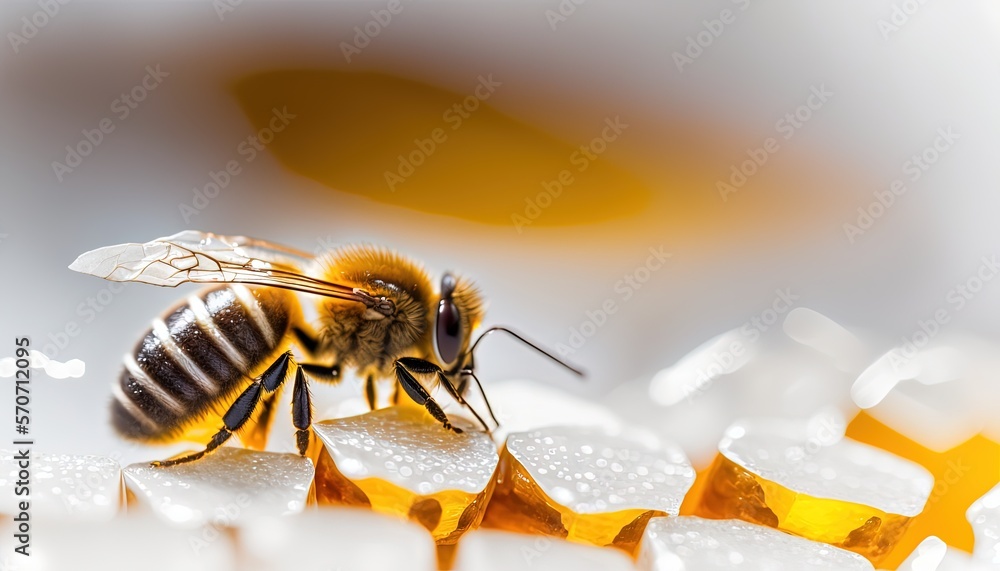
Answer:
[237, 507, 437, 571]
[312, 406, 499, 547]
[695, 418, 933, 565]
[0, 452, 123, 521]
[124, 447, 314, 528]
[453, 528, 634, 571]
[638, 516, 873, 570]
[482, 426, 694, 554]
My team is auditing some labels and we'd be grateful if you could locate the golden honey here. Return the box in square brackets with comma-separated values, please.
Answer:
[310, 405, 500, 564]
[481, 447, 665, 555]
[315, 445, 494, 544]
[479, 427, 694, 556]
[695, 453, 912, 565]
[846, 411, 1000, 569]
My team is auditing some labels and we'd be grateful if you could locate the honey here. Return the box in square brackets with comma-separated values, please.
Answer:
[311, 406, 499, 547]
[314, 446, 494, 544]
[697, 453, 911, 564]
[480, 427, 694, 554]
[846, 411, 1000, 568]
[483, 447, 666, 553]
[693, 419, 933, 565]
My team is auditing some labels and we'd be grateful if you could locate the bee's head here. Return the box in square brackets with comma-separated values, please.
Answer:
[433, 273, 484, 370]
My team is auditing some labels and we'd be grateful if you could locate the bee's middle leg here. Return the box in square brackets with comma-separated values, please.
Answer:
[365, 374, 377, 411]
[291, 367, 313, 455]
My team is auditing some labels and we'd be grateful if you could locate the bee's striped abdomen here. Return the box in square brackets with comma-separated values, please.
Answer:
[111, 285, 294, 441]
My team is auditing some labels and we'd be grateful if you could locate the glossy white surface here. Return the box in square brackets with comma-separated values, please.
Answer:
[638, 516, 873, 571]
[506, 426, 694, 515]
[719, 418, 933, 516]
[124, 447, 314, 528]
[313, 406, 498, 495]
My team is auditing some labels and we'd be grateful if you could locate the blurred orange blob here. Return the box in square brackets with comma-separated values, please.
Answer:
[846, 411, 1000, 569]
[232, 70, 651, 226]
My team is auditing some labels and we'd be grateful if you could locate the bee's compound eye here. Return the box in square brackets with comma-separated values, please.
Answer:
[435, 298, 462, 366]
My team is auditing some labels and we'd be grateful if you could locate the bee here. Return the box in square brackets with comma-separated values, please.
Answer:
[69, 231, 580, 467]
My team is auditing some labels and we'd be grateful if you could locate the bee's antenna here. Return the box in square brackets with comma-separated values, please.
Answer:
[468, 326, 585, 378]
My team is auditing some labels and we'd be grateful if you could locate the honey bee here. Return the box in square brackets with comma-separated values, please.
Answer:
[69, 231, 580, 467]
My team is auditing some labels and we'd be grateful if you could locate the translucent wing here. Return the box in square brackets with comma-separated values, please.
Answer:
[68, 231, 395, 314]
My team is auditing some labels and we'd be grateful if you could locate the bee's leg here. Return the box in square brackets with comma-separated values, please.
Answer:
[393, 360, 462, 434]
[292, 326, 321, 356]
[291, 368, 313, 455]
[152, 352, 294, 468]
[365, 374, 377, 411]
[396, 358, 494, 432]
[300, 362, 341, 385]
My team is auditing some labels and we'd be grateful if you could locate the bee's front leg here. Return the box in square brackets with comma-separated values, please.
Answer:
[393, 359, 463, 434]
[393, 357, 495, 433]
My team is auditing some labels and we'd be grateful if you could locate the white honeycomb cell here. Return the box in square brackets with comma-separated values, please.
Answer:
[124, 447, 314, 528]
[453, 529, 635, 571]
[505, 426, 695, 515]
[0, 451, 123, 521]
[312, 406, 499, 495]
[719, 418, 933, 516]
[638, 516, 874, 570]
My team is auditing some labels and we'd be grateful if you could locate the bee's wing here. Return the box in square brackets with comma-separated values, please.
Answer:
[68, 230, 366, 304]
[203, 231, 316, 270]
